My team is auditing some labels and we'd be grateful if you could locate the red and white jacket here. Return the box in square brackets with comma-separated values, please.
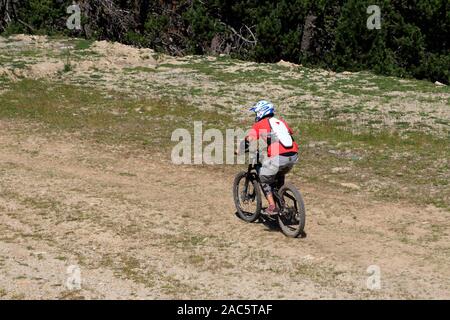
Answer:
[246, 117, 298, 157]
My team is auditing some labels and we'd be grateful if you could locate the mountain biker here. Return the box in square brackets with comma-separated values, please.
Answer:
[236, 100, 298, 215]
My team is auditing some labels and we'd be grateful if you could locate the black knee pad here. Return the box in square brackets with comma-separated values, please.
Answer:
[261, 182, 272, 196]
[260, 174, 275, 185]
[260, 175, 275, 196]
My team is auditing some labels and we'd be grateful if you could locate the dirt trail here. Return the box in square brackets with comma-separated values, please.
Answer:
[0, 120, 449, 299]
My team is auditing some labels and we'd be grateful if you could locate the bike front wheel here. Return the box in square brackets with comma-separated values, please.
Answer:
[277, 183, 306, 238]
[233, 171, 262, 222]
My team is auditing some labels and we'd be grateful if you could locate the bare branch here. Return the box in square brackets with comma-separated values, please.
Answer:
[221, 22, 257, 45]
[17, 18, 35, 32]
[243, 24, 257, 44]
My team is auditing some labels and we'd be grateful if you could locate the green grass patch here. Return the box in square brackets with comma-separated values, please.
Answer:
[0, 75, 8, 84]
[290, 118, 450, 209]
[0, 79, 234, 148]
[124, 66, 157, 73]
[159, 59, 277, 84]
[10, 60, 28, 69]
[369, 75, 450, 94]
[72, 38, 95, 51]
[18, 49, 40, 57]
[73, 49, 101, 57]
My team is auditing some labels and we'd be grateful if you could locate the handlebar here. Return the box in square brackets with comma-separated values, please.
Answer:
[236, 139, 262, 165]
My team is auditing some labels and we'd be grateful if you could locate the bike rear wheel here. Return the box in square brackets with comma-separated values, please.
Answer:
[233, 171, 262, 222]
[277, 183, 306, 238]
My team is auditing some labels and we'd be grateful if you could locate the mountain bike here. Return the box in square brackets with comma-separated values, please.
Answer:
[232, 151, 306, 238]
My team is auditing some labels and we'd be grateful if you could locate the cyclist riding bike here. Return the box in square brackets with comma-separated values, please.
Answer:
[236, 100, 298, 215]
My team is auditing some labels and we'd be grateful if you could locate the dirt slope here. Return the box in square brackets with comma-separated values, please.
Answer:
[0, 120, 448, 299]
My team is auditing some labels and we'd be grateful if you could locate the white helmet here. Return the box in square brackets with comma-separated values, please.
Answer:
[249, 100, 275, 122]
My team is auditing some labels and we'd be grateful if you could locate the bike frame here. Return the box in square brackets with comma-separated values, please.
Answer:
[245, 162, 285, 212]
[236, 150, 305, 237]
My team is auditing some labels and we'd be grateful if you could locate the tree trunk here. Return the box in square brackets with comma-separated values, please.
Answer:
[300, 14, 317, 54]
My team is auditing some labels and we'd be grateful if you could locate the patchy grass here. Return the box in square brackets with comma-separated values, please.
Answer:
[72, 38, 95, 51]
[0, 79, 234, 148]
[124, 66, 157, 73]
[59, 290, 85, 300]
[286, 118, 450, 209]
[10, 60, 28, 69]
[160, 59, 277, 84]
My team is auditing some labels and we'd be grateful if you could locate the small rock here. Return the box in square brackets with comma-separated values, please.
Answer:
[340, 182, 361, 190]
[277, 59, 301, 68]
[331, 167, 351, 174]
[309, 141, 327, 148]
[302, 254, 315, 261]
[328, 150, 339, 155]
[434, 81, 446, 86]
